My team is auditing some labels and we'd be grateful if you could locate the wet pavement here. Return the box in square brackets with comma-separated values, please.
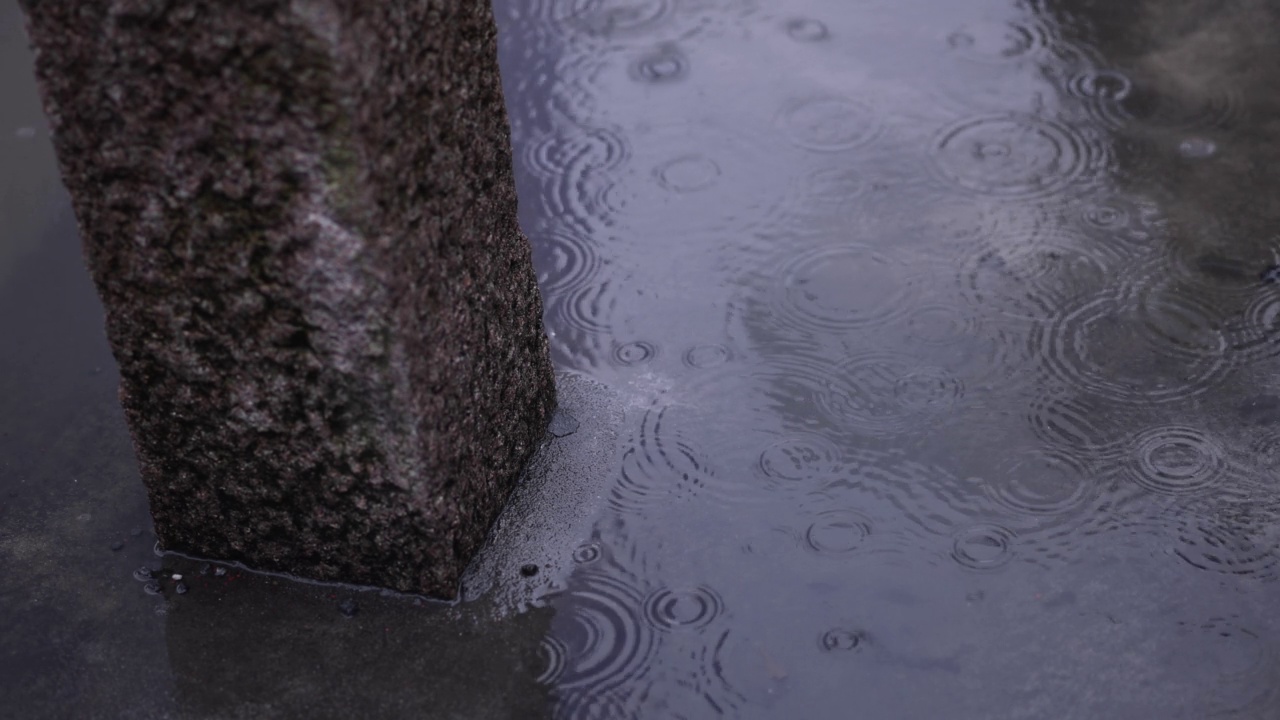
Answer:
[7, 0, 1280, 718]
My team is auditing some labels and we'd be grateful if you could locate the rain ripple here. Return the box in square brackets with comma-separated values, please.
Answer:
[642, 586, 725, 632]
[945, 19, 1049, 64]
[981, 447, 1097, 517]
[544, 570, 658, 717]
[769, 243, 924, 333]
[529, 227, 603, 296]
[756, 433, 843, 490]
[1119, 425, 1231, 496]
[931, 114, 1108, 200]
[522, 125, 630, 233]
[777, 96, 881, 153]
[610, 405, 757, 514]
[1170, 504, 1280, 581]
[1028, 282, 1232, 405]
[950, 523, 1017, 571]
[538, 0, 676, 41]
[1070, 68, 1246, 131]
[816, 352, 964, 439]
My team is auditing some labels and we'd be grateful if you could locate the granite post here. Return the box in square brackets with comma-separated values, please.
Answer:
[18, 0, 556, 597]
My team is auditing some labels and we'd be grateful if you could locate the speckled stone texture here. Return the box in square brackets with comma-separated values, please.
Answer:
[19, 0, 555, 597]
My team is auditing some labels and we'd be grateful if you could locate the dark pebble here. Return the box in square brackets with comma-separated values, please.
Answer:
[175, 582, 188, 595]
[133, 566, 154, 582]
[143, 581, 162, 596]
[520, 563, 540, 577]
[110, 541, 125, 552]
[338, 598, 359, 618]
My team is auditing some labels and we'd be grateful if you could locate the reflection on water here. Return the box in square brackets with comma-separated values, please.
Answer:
[497, 0, 1280, 716]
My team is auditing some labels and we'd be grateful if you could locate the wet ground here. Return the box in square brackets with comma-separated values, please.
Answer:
[7, 0, 1280, 718]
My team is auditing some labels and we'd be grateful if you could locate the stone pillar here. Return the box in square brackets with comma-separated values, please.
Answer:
[19, 0, 555, 598]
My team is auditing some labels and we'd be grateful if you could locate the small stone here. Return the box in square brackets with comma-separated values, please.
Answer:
[520, 563, 540, 577]
[1261, 265, 1280, 285]
[198, 563, 212, 575]
[110, 541, 125, 552]
[129, 528, 143, 537]
[338, 598, 359, 618]
[132, 566, 153, 581]
[171, 574, 183, 580]
[213, 566, 227, 577]
[174, 582, 188, 595]
[143, 581, 162, 595]
[548, 412, 580, 438]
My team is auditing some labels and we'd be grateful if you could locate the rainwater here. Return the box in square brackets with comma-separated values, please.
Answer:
[6, 0, 1280, 718]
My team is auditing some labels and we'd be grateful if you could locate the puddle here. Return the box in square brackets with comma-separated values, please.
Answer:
[8, 0, 1280, 717]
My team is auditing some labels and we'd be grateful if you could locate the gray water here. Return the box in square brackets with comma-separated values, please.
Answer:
[6, 0, 1280, 718]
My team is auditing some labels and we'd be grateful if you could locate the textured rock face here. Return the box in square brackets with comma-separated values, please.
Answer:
[19, 0, 556, 597]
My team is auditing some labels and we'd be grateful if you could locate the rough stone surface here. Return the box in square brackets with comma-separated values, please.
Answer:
[19, 0, 556, 597]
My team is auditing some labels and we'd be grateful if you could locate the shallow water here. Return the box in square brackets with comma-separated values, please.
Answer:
[496, 0, 1280, 716]
[7, 0, 1280, 718]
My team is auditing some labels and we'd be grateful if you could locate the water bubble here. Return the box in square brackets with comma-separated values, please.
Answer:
[778, 97, 880, 153]
[573, 543, 602, 564]
[757, 435, 842, 486]
[772, 244, 916, 332]
[683, 344, 730, 369]
[982, 448, 1096, 516]
[642, 586, 725, 631]
[819, 628, 863, 652]
[1123, 426, 1228, 496]
[611, 340, 658, 366]
[1030, 284, 1231, 405]
[1179, 137, 1218, 159]
[951, 524, 1016, 570]
[785, 17, 829, 42]
[630, 44, 688, 83]
[804, 510, 873, 554]
[931, 115, 1103, 199]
